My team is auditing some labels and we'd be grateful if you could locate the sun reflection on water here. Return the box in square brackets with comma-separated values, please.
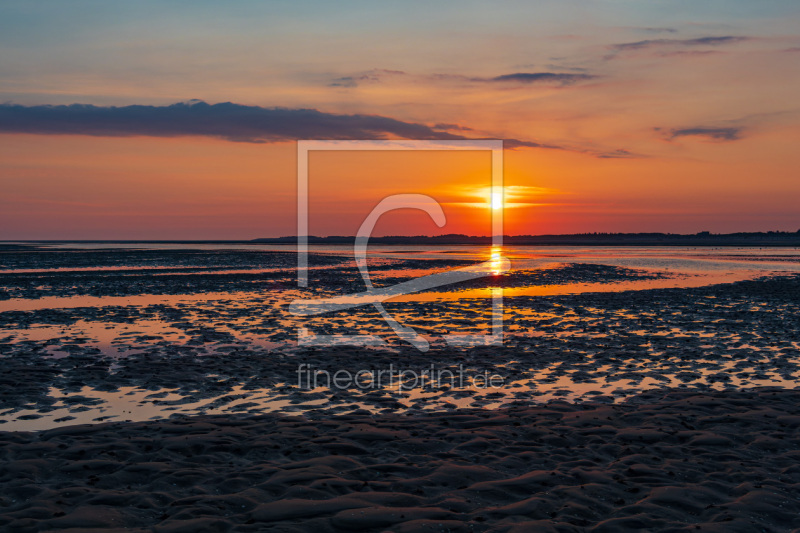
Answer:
[490, 246, 503, 276]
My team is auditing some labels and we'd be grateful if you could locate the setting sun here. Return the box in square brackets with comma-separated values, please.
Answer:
[491, 189, 503, 211]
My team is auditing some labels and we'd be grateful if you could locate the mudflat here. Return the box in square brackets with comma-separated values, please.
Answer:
[1, 388, 799, 532]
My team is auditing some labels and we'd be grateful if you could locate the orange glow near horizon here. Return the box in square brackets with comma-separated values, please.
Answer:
[2, 4, 800, 239]
[0, 127, 799, 240]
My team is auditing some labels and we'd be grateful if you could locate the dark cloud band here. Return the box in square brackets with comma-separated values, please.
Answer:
[0, 100, 636, 156]
[0, 100, 470, 143]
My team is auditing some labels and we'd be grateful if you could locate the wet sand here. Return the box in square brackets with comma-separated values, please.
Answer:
[1, 245, 800, 531]
[1, 388, 799, 532]
[2, 272, 800, 430]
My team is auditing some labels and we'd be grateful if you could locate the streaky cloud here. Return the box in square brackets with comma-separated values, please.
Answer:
[488, 72, 596, 85]
[638, 27, 678, 34]
[329, 69, 596, 88]
[659, 50, 723, 57]
[611, 35, 749, 51]
[668, 127, 742, 141]
[596, 148, 640, 159]
[328, 69, 406, 88]
[328, 77, 358, 88]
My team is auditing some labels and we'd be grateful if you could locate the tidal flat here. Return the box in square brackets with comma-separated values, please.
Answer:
[0, 244, 798, 531]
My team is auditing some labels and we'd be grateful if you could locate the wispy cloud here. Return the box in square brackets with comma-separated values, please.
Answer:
[666, 127, 742, 141]
[328, 69, 406, 87]
[596, 148, 641, 159]
[328, 77, 358, 88]
[329, 69, 597, 88]
[658, 50, 724, 58]
[638, 27, 679, 34]
[488, 72, 595, 85]
[610, 35, 749, 52]
[658, 109, 800, 143]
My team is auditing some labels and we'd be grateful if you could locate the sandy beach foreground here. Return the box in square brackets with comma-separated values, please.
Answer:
[1, 388, 798, 532]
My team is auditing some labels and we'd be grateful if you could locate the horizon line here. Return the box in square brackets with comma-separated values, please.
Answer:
[3, 229, 800, 244]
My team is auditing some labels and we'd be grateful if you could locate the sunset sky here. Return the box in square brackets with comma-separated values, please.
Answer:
[1, 0, 799, 239]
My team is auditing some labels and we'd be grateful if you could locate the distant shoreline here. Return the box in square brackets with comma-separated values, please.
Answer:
[4, 231, 800, 247]
[253, 232, 800, 246]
